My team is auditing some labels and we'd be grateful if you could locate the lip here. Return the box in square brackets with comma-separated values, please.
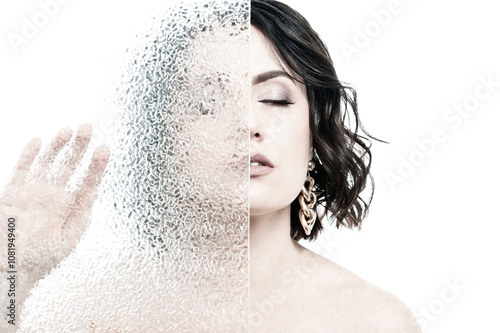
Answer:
[250, 153, 274, 177]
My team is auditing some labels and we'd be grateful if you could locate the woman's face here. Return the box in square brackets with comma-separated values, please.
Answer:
[179, 26, 249, 203]
[250, 26, 313, 217]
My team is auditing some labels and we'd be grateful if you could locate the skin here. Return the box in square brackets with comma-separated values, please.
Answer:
[0, 124, 109, 331]
[249, 26, 422, 332]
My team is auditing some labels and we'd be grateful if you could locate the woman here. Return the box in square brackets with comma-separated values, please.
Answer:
[249, 0, 421, 331]
[1, 0, 420, 331]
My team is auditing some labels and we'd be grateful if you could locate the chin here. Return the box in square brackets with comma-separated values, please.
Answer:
[250, 198, 274, 217]
[249, 201, 269, 217]
[249, 197, 291, 218]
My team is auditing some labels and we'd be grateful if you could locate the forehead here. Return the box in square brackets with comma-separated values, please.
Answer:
[180, 25, 249, 118]
[250, 26, 282, 77]
[249, 26, 306, 95]
[188, 27, 249, 81]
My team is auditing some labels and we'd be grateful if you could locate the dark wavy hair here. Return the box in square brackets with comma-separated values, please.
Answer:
[251, 0, 376, 241]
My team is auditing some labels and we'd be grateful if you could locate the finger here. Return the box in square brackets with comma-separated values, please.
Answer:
[63, 144, 109, 238]
[72, 144, 110, 210]
[9, 137, 42, 185]
[36, 127, 73, 171]
[55, 123, 93, 185]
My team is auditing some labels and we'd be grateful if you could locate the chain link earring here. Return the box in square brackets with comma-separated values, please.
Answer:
[298, 160, 317, 236]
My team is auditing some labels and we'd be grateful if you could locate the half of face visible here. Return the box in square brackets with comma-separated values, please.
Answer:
[249, 26, 313, 217]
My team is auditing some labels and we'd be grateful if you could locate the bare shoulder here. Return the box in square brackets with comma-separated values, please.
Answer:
[297, 247, 422, 332]
[343, 277, 423, 333]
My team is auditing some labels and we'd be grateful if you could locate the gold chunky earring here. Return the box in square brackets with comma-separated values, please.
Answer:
[298, 160, 317, 236]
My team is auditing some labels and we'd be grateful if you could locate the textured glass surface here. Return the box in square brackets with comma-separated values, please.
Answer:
[20, 1, 249, 331]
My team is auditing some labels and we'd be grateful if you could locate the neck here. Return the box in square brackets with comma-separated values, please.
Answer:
[250, 206, 300, 300]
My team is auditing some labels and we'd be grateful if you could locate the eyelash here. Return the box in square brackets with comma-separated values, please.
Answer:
[259, 99, 294, 107]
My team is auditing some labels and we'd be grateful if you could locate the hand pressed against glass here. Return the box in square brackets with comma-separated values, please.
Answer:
[0, 125, 109, 320]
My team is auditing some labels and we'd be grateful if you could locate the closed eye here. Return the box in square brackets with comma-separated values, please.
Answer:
[259, 99, 295, 106]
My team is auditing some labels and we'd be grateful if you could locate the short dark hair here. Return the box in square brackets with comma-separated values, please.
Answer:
[251, 0, 375, 241]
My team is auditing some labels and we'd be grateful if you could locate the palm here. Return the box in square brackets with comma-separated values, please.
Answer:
[0, 124, 109, 295]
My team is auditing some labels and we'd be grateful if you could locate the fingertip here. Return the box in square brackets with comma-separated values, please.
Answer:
[28, 136, 42, 148]
[15, 136, 42, 172]
[77, 123, 93, 137]
[23, 137, 42, 155]
[95, 144, 110, 155]
[58, 126, 73, 141]
[93, 144, 110, 163]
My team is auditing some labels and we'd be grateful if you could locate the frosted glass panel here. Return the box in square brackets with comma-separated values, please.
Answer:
[20, 1, 249, 331]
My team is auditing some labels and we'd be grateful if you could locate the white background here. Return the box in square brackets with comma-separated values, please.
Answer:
[1, 0, 499, 331]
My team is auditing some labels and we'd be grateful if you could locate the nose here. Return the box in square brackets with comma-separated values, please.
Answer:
[250, 104, 264, 142]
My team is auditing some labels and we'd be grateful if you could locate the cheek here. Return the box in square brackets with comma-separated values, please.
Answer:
[275, 104, 312, 169]
[251, 108, 312, 214]
[179, 115, 248, 201]
[278, 115, 312, 193]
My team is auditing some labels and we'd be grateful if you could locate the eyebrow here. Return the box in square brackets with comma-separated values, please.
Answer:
[252, 70, 295, 85]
